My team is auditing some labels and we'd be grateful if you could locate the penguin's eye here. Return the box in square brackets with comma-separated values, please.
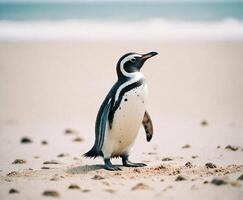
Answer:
[130, 58, 136, 63]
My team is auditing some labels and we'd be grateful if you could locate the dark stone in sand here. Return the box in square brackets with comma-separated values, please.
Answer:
[21, 137, 32, 144]
[182, 144, 191, 149]
[154, 165, 166, 170]
[162, 157, 173, 161]
[57, 153, 69, 157]
[42, 190, 60, 197]
[203, 180, 209, 184]
[131, 183, 151, 190]
[41, 166, 50, 169]
[175, 175, 186, 181]
[64, 128, 76, 134]
[211, 178, 227, 186]
[12, 159, 26, 164]
[191, 155, 198, 159]
[185, 162, 193, 168]
[41, 140, 48, 145]
[201, 120, 208, 126]
[68, 184, 80, 190]
[225, 145, 239, 151]
[237, 174, 243, 181]
[73, 137, 83, 142]
[91, 175, 104, 180]
[217, 145, 221, 149]
[7, 171, 19, 176]
[205, 162, 217, 169]
[9, 188, 19, 194]
[43, 160, 60, 164]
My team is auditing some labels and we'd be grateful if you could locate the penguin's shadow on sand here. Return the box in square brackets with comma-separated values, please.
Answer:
[66, 164, 123, 174]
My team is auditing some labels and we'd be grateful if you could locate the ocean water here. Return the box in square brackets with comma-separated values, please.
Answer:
[0, 2, 243, 41]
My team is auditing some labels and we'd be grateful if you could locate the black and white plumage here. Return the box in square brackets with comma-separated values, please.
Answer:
[84, 51, 158, 170]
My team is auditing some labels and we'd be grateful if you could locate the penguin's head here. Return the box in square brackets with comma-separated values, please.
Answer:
[116, 52, 158, 78]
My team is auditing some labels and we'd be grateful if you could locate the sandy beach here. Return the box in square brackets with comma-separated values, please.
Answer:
[0, 41, 243, 199]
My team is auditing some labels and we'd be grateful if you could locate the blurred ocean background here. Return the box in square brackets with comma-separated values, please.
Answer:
[0, 0, 243, 41]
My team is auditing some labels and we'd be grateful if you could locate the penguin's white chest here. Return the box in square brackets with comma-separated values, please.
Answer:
[102, 83, 148, 157]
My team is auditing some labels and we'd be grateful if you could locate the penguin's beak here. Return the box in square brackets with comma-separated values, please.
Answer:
[141, 51, 158, 61]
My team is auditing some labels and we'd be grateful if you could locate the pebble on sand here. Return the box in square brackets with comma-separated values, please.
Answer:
[131, 183, 151, 190]
[201, 120, 208, 126]
[9, 188, 19, 194]
[162, 157, 173, 161]
[68, 184, 80, 190]
[191, 155, 198, 159]
[104, 188, 115, 193]
[175, 175, 187, 181]
[211, 178, 227, 186]
[182, 144, 191, 149]
[185, 162, 193, 168]
[12, 159, 27, 164]
[42, 190, 60, 197]
[73, 137, 83, 142]
[57, 153, 69, 157]
[237, 174, 243, 181]
[64, 128, 77, 134]
[21, 137, 32, 144]
[7, 171, 20, 176]
[205, 162, 217, 169]
[41, 140, 48, 145]
[225, 145, 239, 151]
[43, 160, 60, 164]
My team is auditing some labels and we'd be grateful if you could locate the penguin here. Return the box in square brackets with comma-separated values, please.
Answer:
[84, 51, 158, 171]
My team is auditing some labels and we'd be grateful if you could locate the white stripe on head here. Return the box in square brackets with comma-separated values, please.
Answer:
[120, 54, 142, 78]
[115, 54, 143, 102]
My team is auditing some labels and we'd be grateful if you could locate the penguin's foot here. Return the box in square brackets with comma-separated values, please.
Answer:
[104, 158, 122, 171]
[123, 160, 147, 167]
[121, 155, 147, 167]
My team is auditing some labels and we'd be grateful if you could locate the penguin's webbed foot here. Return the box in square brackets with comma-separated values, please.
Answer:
[104, 158, 122, 171]
[121, 155, 147, 167]
[123, 160, 147, 167]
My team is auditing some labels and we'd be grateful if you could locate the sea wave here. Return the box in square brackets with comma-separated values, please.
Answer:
[0, 18, 243, 41]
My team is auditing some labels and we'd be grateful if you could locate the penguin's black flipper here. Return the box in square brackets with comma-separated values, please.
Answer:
[83, 97, 112, 158]
[142, 111, 153, 142]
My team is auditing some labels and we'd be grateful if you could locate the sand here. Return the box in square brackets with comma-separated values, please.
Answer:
[0, 41, 243, 199]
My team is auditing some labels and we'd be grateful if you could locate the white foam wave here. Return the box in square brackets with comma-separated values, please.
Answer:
[0, 18, 243, 41]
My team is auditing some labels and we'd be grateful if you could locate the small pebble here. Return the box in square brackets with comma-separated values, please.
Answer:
[73, 137, 83, 142]
[191, 155, 198, 159]
[68, 184, 80, 190]
[205, 162, 217, 169]
[42, 190, 60, 197]
[131, 183, 151, 190]
[237, 174, 243, 181]
[57, 153, 69, 157]
[64, 128, 76, 134]
[21, 137, 32, 144]
[7, 171, 19, 176]
[201, 120, 208, 126]
[82, 189, 90, 193]
[104, 188, 115, 193]
[185, 162, 193, 168]
[211, 178, 227, 186]
[12, 159, 26, 164]
[175, 175, 186, 181]
[9, 188, 19, 194]
[162, 157, 173, 161]
[41, 166, 50, 169]
[41, 140, 48, 145]
[225, 145, 239, 151]
[182, 144, 191, 149]
[43, 160, 60, 164]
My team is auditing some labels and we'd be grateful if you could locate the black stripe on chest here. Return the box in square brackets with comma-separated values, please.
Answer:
[108, 78, 144, 129]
